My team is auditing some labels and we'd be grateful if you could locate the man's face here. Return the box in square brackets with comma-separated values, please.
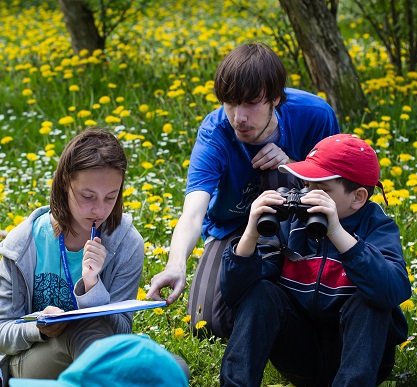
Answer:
[223, 97, 280, 144]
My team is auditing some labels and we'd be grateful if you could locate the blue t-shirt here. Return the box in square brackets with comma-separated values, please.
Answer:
[186, 88, 340, 240]
[32, 212, 83, 312]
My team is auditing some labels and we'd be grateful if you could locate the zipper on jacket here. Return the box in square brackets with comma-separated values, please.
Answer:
[15, 261, 32, 312]
[312, 238, 328, 319]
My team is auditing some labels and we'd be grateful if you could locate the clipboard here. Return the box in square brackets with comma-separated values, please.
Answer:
[15, 299, 166, 325]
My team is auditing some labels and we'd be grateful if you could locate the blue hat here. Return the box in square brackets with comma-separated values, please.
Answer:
[9, 334, 188, 387]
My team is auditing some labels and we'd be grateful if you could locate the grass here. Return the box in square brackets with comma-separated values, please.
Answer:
[0, 0, 416, 385]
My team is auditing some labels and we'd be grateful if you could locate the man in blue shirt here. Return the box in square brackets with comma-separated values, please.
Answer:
[147, 42, 340, 337]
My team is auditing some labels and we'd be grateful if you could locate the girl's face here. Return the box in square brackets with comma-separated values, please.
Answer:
[67, 167, 123, 235]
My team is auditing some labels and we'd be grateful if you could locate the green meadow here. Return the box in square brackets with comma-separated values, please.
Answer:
[1, 0, 416, 385]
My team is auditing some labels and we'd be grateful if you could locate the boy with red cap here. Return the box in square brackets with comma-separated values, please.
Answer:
[220, 134, 411, 386]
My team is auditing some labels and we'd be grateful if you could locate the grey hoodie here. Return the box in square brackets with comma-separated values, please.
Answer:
[0, 206, 144, 380]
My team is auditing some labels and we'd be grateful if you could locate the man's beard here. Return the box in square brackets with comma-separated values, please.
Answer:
[237, 102, 274, 144]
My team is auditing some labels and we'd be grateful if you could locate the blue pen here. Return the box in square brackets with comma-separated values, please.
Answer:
[91, 221, 96, 240]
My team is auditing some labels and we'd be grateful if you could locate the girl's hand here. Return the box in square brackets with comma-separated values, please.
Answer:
[36, 306, 69, 338]
[82, 237, 106, 292]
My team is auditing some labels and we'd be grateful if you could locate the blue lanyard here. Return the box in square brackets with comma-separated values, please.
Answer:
[58, 233, 78, 310]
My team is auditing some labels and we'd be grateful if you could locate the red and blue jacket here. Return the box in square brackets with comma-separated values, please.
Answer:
[221, 201, 411, 331]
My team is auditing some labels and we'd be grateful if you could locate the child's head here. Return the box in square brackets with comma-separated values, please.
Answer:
[50, 127, 127, 236]
[279, 134, 386, 204]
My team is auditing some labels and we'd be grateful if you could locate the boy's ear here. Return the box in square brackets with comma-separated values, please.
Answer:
[351, 187, 368, 210]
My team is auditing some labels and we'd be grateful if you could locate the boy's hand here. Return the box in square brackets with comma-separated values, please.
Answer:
[300, 189, 341, 237]
[236, 190, 285, 256]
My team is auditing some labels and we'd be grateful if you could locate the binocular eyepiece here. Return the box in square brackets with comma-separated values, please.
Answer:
[256, 187, 328, 239]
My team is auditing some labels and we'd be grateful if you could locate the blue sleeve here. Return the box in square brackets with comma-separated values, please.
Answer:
[340, 213, 411, 308]
[220, 237, 283, 308]
[220, 241, 264, 308]
[186, 108, 230, 196]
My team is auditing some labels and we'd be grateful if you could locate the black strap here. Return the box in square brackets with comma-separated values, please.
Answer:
[258, 237, 321, 262]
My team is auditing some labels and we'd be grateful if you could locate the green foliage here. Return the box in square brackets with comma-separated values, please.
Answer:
[1, 0, 417, 385]
[343, 0, 417, 74]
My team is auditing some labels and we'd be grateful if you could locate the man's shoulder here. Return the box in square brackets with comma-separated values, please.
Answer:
[283, 88, 334, 110]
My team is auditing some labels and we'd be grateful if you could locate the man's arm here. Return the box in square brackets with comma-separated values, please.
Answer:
[146, 190, 210, 305]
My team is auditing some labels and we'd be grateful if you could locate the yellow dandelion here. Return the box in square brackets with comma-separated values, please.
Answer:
[379, 158, 391, 167]
[182, 159, 190, 168]
[400, 114, 410, 120]
[163, 123, 173, 134]
[22, 89, 33, 96]
[13, 215, 25, 226]
[142, 141, 153, 148]
[79, 49, 89, 57]
[400, 340, 411, 351]
[168, 219, 179, 228]
[192, 247, 204, 257]
[182, 315, 191, 323]
[174, 328, 184, 338]
[123, 187, 135, 197]
[390, 167, 403, 177]
[116, 96, 125, 103]
[400, 299, 415, 312]
[153, 247, 167, 256]
[69, 85, 80, 92]
[402, 105, 412, 112]
[128, 201, 141, 210]
[77, 110, 91, 118]
[68, 106, 76, 112]
[149, 203, 161, 212]
[410, 204, 417, 212]
[105, 115, 121, 123]
[45, 150, 55, 157]
[84, 120, 97, 126]
[139, 104, 149, 113]
[141, 161, 153, 169]
[108, 83, 117, 89]
[195, 320, 207, 329]
[142, 184, 153, 191]
[399, 154, 413, 162]
[316, 91, 327, 100]
[136, 288, 147, 300]
[58, 116, 75, 125]
[26, 153, 37, 161]
[99, 96, 111, 104]
[154, 308, 164, 315]
[92, 103, 101, 109]
[1, 136, 13, 144]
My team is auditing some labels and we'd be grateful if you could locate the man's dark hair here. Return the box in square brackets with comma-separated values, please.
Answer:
[214, 42, 287, 105]
[337, 177, 375, 200]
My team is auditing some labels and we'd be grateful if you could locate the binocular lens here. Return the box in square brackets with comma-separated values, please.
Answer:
[256, 215, 280, 237]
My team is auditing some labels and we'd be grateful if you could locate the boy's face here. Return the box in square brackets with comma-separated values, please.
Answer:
[305, 179, 357, 220]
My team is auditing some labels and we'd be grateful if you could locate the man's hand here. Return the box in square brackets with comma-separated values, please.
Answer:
[146, 265, 186, 305]
[36, 306, 69, 338]
[252, 143, 290, 170]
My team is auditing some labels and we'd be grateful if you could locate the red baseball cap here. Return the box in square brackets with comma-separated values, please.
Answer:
[279, 134, 388, 204]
